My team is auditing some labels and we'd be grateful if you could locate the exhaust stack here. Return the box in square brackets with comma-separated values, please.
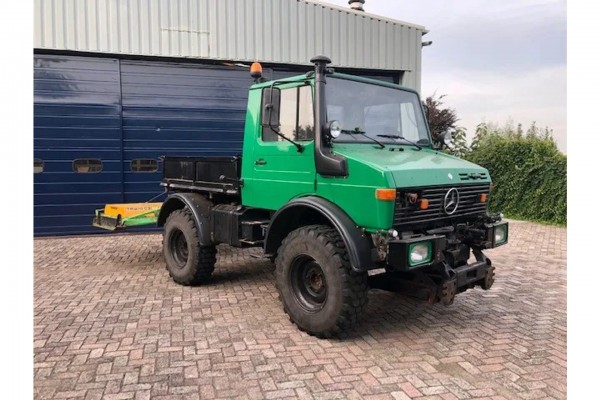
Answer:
[310, 55, 348, 177]
[348, 0, 365, 12]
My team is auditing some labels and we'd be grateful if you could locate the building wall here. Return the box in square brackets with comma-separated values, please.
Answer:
[34, 0, 425, 91]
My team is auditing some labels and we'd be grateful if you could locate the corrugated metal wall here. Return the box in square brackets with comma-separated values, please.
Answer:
[34, 0, 425, 91]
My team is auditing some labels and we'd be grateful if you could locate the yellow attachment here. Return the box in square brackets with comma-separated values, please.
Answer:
[103, 203, 163, 219]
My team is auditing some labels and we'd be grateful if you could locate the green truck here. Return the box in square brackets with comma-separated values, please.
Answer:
[155, 56, 508, 337]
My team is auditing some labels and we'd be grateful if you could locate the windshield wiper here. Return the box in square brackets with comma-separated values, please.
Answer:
[376, 134, 424, 150]
[341, 129, 385, 149]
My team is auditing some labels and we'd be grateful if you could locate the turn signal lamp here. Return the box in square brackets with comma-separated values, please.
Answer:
[250, 62, 263, 79]
[419, 199, 429, 210]
[375, 188, 396, 201]
[479, 193, 488, 203]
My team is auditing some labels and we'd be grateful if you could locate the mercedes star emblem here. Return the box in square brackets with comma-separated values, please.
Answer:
[443, 188, 460, 215]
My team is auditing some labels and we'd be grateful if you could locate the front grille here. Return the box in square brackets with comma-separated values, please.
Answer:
[393, 184, 490, 230]
[459, 172, 488, 181]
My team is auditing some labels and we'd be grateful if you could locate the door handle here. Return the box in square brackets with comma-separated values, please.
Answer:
[255, 159, 267, 165]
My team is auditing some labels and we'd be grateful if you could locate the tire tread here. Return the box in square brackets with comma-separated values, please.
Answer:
[163, 209, 216, 286]
[275, 224, 368, 338]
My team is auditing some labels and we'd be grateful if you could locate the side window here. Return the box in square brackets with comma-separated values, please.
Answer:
[278, 88, 297, 141]
[34, 158, 44, 173]
[262, 85, 314, 142]
[73, 159, 102, 173]
[296, 85, 314, 141]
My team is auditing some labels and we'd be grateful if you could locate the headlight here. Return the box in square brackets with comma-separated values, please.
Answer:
[408, 242, 432, 266]
[329, 120, 342, 138]
[494, 224, 508, 245]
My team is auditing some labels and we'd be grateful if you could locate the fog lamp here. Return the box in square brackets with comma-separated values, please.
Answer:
[494, 224, 508, 245]
[408, 242, 432, 266]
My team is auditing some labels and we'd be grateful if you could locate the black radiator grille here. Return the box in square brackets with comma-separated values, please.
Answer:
[393, 184, 490, 229]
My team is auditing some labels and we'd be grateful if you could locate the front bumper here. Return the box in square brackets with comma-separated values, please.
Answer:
[453, 258, 489, 288]
[386, 220, 508, 271]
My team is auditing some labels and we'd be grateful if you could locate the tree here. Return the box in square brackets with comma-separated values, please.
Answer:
[526, 121, 538, 138]
[422, 94, 458, 145]
[450, 126, 469, 158]
[466, 124, 566, 225]
[470, 122, 491, 151]
[422, 94, 469, 157]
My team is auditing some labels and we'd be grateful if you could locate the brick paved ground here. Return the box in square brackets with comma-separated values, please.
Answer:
[34, 220, 566, 400]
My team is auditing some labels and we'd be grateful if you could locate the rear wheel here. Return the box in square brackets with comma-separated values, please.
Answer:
[275, 225, 368, 337]
[163, 209, 216, 285]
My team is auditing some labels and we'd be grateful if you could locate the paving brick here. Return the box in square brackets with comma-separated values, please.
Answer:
[34, 221, 566, 399]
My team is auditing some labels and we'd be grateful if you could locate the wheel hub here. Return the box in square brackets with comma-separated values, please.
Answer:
[169, 230, 189, 268]
[306, 267, 324, 292]
[291, 257, 328, 312]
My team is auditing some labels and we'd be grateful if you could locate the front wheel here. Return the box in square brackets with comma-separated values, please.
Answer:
[275, 225, 369, 337]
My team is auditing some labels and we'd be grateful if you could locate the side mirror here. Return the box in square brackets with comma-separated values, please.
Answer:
[433, 128, 454, 149]
[261, 87, 281, 127]
[443, 130, 454, 148]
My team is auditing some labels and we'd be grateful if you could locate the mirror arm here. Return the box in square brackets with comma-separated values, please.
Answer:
[268, 85, 274, 125]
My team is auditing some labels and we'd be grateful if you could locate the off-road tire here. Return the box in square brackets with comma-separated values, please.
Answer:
[163, 209, 216, 285]
[275, 225, 369, 338]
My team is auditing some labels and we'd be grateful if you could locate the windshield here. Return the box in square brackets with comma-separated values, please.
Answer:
[325, 77, 431, 146]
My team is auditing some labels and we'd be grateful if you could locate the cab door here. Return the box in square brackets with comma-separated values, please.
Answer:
[246, 84, 316, 210]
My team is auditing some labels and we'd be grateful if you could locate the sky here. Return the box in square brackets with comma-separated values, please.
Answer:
[322, 0, 567, 152]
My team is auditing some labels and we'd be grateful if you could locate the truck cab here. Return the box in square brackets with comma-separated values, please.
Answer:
[156, 56, 508, 338]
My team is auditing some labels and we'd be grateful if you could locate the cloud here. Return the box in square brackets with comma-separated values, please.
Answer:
[422, 5, 566, 74]
[422, 65, 567, 151]
[320, 0, 567, 152]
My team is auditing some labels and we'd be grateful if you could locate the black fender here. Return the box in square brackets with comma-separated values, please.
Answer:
[157, 193, 213, 246]
[264, 196, 373, 272]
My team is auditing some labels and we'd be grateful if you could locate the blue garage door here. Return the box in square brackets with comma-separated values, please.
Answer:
[34, 55, 251, 236]
[119, 60, 249, 204]
[34, 55, 124, 235]
[34, 54, 399, 236]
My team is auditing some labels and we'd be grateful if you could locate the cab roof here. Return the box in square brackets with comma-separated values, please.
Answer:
[250, 72, 419, 96]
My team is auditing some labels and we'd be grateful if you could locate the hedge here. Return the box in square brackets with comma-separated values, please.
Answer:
[466, 133, 566, 225]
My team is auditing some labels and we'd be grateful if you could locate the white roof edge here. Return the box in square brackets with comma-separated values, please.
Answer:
[304, 0, 429, 33]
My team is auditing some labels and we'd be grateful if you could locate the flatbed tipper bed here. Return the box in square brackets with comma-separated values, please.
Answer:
[161, 156, 243, 196]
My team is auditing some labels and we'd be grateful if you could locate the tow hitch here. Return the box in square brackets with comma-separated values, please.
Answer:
[369, 248, 495, 305]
